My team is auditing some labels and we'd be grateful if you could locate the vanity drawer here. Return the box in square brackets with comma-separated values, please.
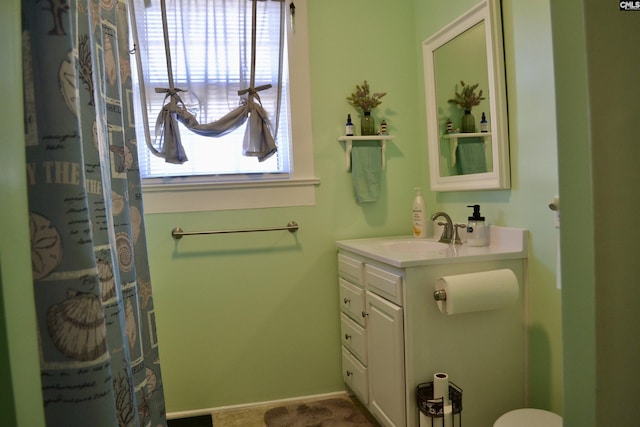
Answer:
[339, 278, 366, 326]
[341, 313, 367, 365]
[338, 253, 363, 288]
[365, 264, 403, 306]
[342, 347, 368, 404]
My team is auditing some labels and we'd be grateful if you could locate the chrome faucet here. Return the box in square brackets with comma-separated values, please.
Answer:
[431, 212, 463, 245]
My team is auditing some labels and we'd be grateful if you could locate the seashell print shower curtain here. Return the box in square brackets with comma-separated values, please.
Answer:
[22, 0, 167, 425]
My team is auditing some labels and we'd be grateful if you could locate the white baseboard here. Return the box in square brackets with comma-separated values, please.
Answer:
[167, 390, 349, 420]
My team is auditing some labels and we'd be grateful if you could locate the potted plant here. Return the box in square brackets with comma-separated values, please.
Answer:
[346, 80, 386, 135]
[448, 81, 485, 132]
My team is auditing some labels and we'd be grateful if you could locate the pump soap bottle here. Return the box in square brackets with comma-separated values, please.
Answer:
[466, 204, 489, 246]
[412, 188, 427, 238]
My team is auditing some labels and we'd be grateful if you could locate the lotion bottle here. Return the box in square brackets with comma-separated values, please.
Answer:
[466, 204, 489, 246]
[412, 188, 427, 238]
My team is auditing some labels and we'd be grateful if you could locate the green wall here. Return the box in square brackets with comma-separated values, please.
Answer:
[548, 1, 594, 424]
[414, 0, 563, 413]
[551, 0, 640, 425]
[146, 0, 423, 411]
[0, 0, 46, 425]
[499, 0, 563, 411]
[146, 0, 563, 414]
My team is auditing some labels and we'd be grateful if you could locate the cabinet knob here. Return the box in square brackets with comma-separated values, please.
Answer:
[343, 297, 350, 304]
[344, 333, 351, 340]
[346, 370, 353, 377]
[362, 311, 368, 318]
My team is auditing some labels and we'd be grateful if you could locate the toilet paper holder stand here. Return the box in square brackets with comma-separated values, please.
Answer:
[434, 289, 447, 301]
[416, 381, 463, 425]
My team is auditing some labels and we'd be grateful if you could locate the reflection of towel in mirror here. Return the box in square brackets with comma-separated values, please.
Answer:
[351, 146, 382, 203]
[456, 139, 487, 175]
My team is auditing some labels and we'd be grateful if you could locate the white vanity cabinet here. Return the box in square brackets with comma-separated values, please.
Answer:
[337, 228, 528, 427]
[338, 254, 368, 404]
[338, 254, 406, 427]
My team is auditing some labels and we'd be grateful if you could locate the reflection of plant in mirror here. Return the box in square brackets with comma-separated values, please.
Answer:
[448, 81, 485, 110]
[346, 80, 387, 113]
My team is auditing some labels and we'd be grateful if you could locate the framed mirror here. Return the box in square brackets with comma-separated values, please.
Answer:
[423, 0, 510, 191]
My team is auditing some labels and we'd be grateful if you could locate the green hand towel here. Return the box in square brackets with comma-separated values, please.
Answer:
[456, 138, 487, 175]
[351, 145, 382, 203]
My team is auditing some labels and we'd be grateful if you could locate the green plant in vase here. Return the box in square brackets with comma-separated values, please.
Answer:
[347, 80, 386, 135]
[448, 81, 485, 133]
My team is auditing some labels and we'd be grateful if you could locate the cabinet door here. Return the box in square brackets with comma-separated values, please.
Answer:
[366, 291, 406, 427]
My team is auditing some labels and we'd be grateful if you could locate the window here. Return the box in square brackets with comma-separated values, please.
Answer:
[131, 0, 316, 213]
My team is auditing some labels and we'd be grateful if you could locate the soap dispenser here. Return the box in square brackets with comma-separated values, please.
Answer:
[466, 204, 488, 246]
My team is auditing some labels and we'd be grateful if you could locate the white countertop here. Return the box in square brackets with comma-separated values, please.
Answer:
[336, 226, 528, 268]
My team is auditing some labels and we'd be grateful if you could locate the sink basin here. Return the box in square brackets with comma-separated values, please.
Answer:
[336, 227, 528, 267]
[379, 239, 449, 253]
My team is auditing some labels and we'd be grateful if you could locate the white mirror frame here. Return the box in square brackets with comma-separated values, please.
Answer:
[423, 0, 510, 191]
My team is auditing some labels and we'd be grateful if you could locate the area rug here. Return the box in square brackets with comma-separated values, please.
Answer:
[263, 397, 377, 427]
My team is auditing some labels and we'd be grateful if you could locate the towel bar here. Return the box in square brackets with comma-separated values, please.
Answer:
[171, 221, 299, 239]
[338, 135, 393, 171]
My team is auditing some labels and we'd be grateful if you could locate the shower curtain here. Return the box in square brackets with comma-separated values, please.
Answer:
[22, 0, 166, 425]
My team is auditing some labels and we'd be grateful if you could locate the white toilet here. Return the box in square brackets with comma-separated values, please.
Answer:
[494, 408, 562, 427]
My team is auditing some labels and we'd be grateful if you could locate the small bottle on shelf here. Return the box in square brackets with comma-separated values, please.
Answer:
[480, 112, 488, 133]
[345, 114, 354, 136]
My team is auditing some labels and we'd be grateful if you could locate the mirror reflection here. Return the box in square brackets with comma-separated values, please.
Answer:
[435, 22, 491, 176]
[423, 0, 510, 191]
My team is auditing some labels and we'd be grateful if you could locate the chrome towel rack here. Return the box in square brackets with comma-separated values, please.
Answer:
[171, 221, 299, 239]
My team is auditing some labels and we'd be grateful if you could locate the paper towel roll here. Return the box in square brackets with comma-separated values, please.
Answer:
[435, 269, 519, 315]
[433, 373, 449, 406]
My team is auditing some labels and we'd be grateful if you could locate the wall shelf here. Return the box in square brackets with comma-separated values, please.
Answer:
[442, 132, 491, 168]
[442, 131, 491, 141]
[338, 135, 394, 170]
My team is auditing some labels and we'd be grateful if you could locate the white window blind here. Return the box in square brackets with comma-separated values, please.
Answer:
[131, 0, 290, 181]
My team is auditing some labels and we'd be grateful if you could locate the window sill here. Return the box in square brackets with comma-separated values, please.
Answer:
[141, 177, 320, 213]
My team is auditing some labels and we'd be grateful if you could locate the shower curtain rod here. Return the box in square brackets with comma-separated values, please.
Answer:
[171, 221, 299, 239]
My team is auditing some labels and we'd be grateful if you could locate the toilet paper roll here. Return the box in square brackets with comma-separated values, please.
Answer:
[435, 269, 519, 315]
[419, 404, 453, 427]
[433, 372, 449, 406]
